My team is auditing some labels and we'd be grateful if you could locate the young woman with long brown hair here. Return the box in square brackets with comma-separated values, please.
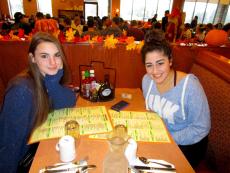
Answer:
[0, 32, 76, 173]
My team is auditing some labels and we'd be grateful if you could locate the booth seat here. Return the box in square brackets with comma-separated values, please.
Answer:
[190, 51, 230, 173]
[204, 46, 230, 59]
[172, 46, 230, 173]
[172, 47, 230, 173]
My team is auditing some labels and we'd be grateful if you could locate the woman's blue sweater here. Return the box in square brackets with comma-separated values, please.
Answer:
[0, 70, 76, 173]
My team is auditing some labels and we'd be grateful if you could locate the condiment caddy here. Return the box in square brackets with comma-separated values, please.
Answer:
[79, 61, 116, 102]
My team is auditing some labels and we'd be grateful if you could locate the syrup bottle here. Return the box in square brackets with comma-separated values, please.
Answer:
[98, 74, 114, 101]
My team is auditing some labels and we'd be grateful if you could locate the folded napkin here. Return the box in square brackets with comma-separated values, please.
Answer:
[130, 158, 176, 173]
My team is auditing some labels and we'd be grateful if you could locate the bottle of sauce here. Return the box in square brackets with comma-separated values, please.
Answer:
[89, 69, 98, 102]
[98, 74, 114, 101]
[83, 70, 90, 99]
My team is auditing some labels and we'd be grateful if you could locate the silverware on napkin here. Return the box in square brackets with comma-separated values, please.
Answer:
[133, 165, 176, 171]
[139, 157, 173, 168]
[43, 164, 96, 173]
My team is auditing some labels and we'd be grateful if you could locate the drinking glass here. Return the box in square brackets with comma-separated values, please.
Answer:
[65, 120, 80, 140]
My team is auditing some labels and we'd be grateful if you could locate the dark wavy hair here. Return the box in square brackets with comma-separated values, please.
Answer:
[141, 29, 172, 64]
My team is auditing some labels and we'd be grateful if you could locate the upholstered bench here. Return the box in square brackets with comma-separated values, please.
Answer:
[190, 51, 230, 173]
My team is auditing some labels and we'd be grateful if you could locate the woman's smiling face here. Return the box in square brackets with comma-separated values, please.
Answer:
[30, 42, 63, 76]
[145, 50, 172, 84]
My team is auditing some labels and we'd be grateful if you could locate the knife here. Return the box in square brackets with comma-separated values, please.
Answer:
[133, 165, 176, 171]
[43, 165, 96, 172]
[44, 167, 75, 172]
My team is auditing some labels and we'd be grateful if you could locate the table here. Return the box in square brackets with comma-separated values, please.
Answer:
[29, 88, 195, 173]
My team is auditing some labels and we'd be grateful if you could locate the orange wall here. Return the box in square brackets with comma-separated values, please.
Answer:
[111, 0, 120, 17]
[23, 0, 37, 16]
[52, 0, 83, 17]
[0, 0, 9, 16]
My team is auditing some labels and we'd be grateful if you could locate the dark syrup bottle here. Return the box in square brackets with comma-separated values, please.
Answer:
[98, 74, 114, 101]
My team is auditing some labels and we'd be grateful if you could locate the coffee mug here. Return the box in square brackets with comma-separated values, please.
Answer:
[56, 135, 76, 162]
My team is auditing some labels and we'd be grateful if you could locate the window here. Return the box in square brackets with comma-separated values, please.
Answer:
[120, 0, 172, 21]
[8, 0, 24, 18]
[184, 1, 196, 23]
[193, 2, 207, 23]
[144, 0, 158, 21]
[120, 0, 133, 20]
[157, 0, 171, 20]
[84, 0, 108, 19]
[84, 2, 98, 21]
[183, 0, 229, 24]
[132, 0, 145, 20]
[203, 2, 218, 24]
[225, 5, 230, 24]
[37, 0, 53, 16]
[97, 0, 109, 18]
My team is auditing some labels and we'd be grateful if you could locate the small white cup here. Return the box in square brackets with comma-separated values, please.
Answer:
[56, 135, 76, 162]
[125, 138, 137, 165]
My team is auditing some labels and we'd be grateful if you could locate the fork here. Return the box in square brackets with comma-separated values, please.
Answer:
[44, 165, 96, 173]
[139, 157, 173, 168]
[45, 156, 89, 170]
[80, 165, 96, 173]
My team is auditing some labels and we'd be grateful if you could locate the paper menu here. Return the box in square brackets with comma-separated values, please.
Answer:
[29, 106, 170, 143]
[29, 106, 112, 144]
[109, 110, 170, 143]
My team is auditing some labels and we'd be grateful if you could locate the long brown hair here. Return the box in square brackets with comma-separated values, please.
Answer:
[28, 32, 70, 131]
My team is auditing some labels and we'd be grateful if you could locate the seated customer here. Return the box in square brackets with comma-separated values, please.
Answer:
[11, 12, 32, 35]
[71, 15, 83, 36]
[127, 20, 144, 41]
[101, 16, 111, 30]
[180, 23, 192, 40]
[141, 29, 211, 168]
[101, 16, 122, 37]
[81, 18, 101, 38]
[0, 32, 76, 173]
